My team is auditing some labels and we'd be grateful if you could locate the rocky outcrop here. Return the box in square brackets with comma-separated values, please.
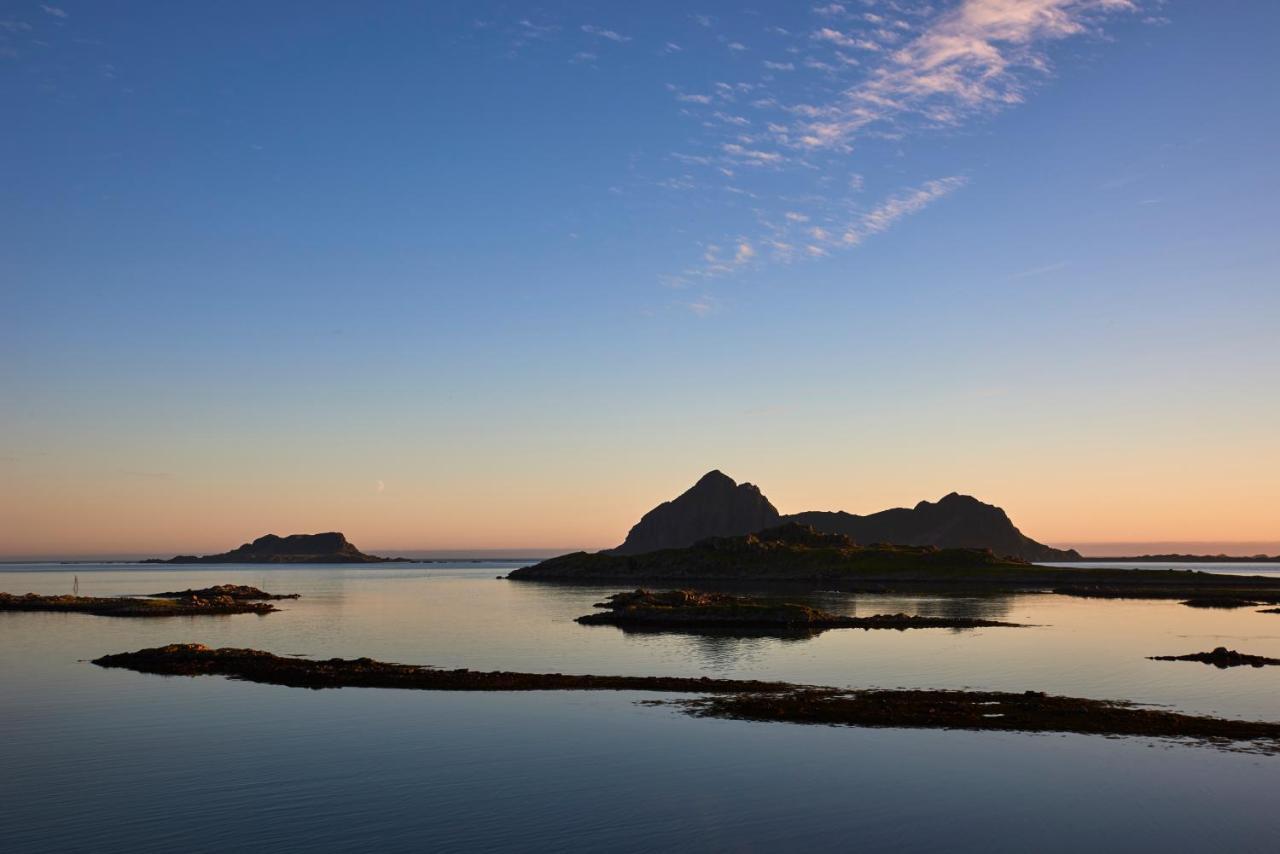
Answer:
[92, 644, 796, 693]
[1149, 647, 1280, 668]
[785, 492, 1081, 562]
[609, 470, 781, 554]
[0, 592, 283, 617]
[673, 688, 1280, 749]
[149, 585, 300, 601]
[147, 532, 407, 564]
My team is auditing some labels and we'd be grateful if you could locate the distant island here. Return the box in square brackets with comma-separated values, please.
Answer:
[144, 532, 408, 564]
[607, 470, 1080, 562]
[510, 521, 1280, 599]
[1069, 553, 1280, 564]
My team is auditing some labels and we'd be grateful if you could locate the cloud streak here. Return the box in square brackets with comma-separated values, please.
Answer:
[793, 0, 1136, 151]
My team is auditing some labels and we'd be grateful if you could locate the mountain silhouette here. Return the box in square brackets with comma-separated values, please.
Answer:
[609, 470, 782, 555]
[608, 472, 1078, 562]
[786, 493, 1079, 562]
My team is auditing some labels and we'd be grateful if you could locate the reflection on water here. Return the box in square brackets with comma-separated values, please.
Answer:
[574, 590, 1020, 672]
[4, 562, 1280, 852]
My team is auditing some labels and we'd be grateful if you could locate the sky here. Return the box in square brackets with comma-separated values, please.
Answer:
[2, 1, 1278, 559]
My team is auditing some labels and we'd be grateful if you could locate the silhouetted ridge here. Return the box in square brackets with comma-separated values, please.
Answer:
[786, 493, 1079, 562]
[605, 471, 1078, 562]
[609, 470, 782, 555]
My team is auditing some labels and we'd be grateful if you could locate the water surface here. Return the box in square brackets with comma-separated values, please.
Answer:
[3, 563, 1278, 852]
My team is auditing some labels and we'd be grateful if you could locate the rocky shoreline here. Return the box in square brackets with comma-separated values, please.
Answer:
[91, 643, 1280, 752]
[0, 585, 297, 618]
[576, 589, 1021, 631]
[92, 644, 797, 692]
[670, 688, 1280, 750]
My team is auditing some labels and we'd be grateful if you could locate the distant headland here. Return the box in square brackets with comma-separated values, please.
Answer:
[143, 532, 408, 564]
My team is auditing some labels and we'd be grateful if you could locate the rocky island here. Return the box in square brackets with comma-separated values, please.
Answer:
[0, 585, 296, 617]
[92, 644, 1280, 753]
[514, 522, 1031, 582]
[1149, 648, 1280, 668]
[576, 589, 1021, 631]
[145, 532, 408, 564]
[510, 522, 1280, 599]
[93, 644, 796, 692]
[670, 688, 1280, 750]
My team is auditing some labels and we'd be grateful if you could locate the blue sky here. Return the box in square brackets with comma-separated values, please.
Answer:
[2, 1, 1278, 556]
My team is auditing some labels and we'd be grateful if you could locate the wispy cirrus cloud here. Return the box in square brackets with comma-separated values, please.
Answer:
[792, 0, 1137, 151]
[484, 2, 1143, 291]
[652, 1, 1139, 283]
[581, 24, 630, 43]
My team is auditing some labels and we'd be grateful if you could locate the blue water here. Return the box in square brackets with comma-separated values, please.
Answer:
[3, 563, 1280, 852]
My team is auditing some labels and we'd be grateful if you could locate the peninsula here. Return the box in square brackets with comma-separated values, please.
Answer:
[145, 532, 408, 564]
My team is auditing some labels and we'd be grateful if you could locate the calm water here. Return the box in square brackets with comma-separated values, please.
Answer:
[3, 562, 1280, 853]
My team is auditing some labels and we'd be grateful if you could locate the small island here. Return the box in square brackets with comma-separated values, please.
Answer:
[1149, 648, 1280, 668]
[576, 589, 1021, 631]
[144, 532, 409, 564]
[672, 688, 1280, 750]
[0, 585, 298, 618]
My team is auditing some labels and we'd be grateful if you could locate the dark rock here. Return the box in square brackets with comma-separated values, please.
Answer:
[0, 592, 280, 617]
[1179, 597, 1259, 609]
[1149, 647, 1280, 668]
[91, 645, 1280, 752]
[91, 644, 796, 693]
[673, 687, 1280, 750]
[149, 584, 299, 601]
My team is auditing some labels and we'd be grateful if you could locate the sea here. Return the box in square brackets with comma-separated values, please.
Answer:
[3, 561, 1280, 853]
